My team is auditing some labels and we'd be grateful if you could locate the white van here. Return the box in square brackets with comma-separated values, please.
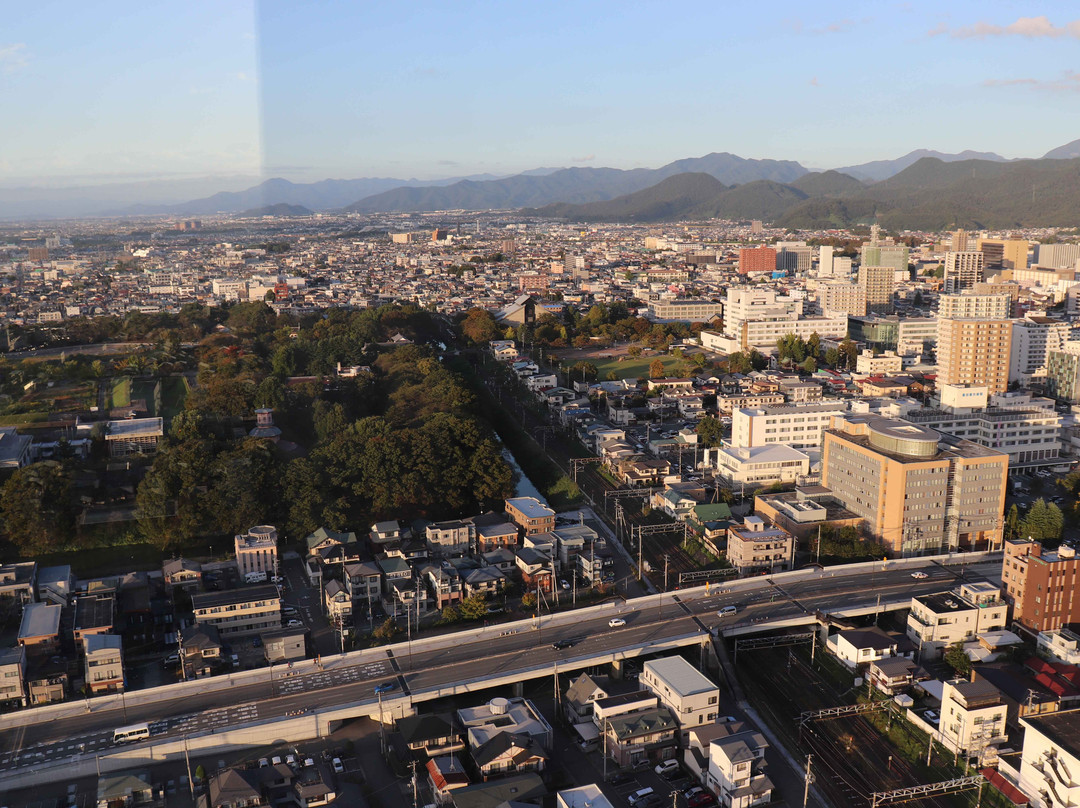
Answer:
[655, 759, 680, 775]
[244, 571, 268, 584]
[628, 787, 655, 807]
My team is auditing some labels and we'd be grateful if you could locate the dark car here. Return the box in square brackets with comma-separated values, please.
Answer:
[607, 772, 634, 786]
[552, 639, 576, 650]
[689, 794, 717, 808]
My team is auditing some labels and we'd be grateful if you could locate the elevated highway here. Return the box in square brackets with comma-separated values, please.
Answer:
[0, 553, 1001, 787]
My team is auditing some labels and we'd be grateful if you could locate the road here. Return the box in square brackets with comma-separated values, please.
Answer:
[0, 558, 1000, 774]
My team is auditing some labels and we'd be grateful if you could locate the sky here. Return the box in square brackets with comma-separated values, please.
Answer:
[2, 0, 1080, 186]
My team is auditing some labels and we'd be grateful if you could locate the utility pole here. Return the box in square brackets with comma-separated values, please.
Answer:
[815, 524, 821, 565]
[411, 761, 419, 808]
[664, 554, 670, 593]
[802, 755, 813, 808]
[183, 735, 195, 802]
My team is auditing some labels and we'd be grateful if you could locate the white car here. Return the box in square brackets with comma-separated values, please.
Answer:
[717, 605, 738, 617]
[910, 571, 928, 579]
[332, 757, 344, 774]
[286, 618, 303, 627]
[608, 617, 626, 628]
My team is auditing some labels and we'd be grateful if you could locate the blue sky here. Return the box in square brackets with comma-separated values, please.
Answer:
[3, 1, 1079, 185]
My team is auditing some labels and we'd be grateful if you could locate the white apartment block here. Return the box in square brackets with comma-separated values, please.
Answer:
[1035, 242, 1080, 270]
[738, 313, 847, 352]
[192, 585, 281, 638]
[234, 525, 278, 577]
[711, 444, 810, 487]
[1036, 627, 1080, 666]
[706, 725, 773, 808]
[856, 350, 903, 375]
[647, 299, 723, 322]
[722, 289, 799, 337]
[211, 278, 247, 300]
[1017, 711, 1080, 808]
[899, 386, 1061, 471]
[1011, 316, 1070, 383]
[944, 251, 985, 293]
[905, 582, 1008, 660]
[938, 293, 1012, 320]
[818, 282, 866, 316]
[641, 656, 720, 742]
[731, 402, 848, 449]
[939, 679, 1007, 763]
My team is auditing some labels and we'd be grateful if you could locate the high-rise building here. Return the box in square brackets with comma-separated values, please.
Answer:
[738, 246, 777, 275]
[1036, 243, 1080, 270]
[1002, 540, 1080, 633]
[944, 251, 985, 293]
[936, 318, 1013, 394]
[951, 229, 969, 252]
[750, 220, 764, 235]
[775, 242, 812, 274]
[937, 292, 1012, 319]
[817, 245, 835, 278]
[1010, 316, 1070, 383]
[1046, 342, 1080, 403]
[861, 244, 909, 277]
[972, 282, 1021, 317]
[978, 237, 1030, 271]
[858, 265, 895, 314]
[822, 414, 1008, 556]
[832, 256, 853, 278]
[818, 282, 866, 316]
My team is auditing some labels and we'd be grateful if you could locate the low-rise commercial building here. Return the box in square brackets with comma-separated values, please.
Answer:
[192, 585, 281, 638]
[641, 656, 720, 742]
[725, 516, 794, 576]
[906, 582, 1009, 660]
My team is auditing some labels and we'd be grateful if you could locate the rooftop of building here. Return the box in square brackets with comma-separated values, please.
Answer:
[643, 656, 718, 696]
[19, 602, 61, 639]
[191, 584, 279, 611]
[504, 497, 555, 518]
[827, 414, 1007, 464]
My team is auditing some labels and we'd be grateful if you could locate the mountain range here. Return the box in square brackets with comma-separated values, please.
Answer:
[530, 156, 1080, 230]
[1, 140, 1077, 220]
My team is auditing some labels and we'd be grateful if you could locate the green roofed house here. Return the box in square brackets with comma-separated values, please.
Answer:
[604, 706, 679, 768]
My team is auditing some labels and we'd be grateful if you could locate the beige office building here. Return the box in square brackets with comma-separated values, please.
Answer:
[821, 415, 1008, 556]
[858, 265, 895, 314]
[944, 251, 985, 293]
[937, 293, 1011, 320]
[818, 282, 866, 316]
[936, 318, 1012, 394]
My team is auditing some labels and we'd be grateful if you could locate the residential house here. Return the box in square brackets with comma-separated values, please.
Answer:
[642, 656, 720, 742]
[448, 774, 547, 808]
[397, 714, 464, 757]
[344, 561, 382, 606]
[683, 721, 743, 786]
[292, 764, 336, 808]
[481, 548, 517, 577]
[558, 785, 616, 808]
[603, 706, 679, 769]
[323, 579, 352, 622]
[0, 561, 37, 603]
[0, 646, 26, 707]
[18, 602, 61, 656]
[263, 627, 306, 664]
[36, 565, 74, 605]
[306, 526, 359, 561]
[192, 585, 280, 638]
[426, 520, 474, 557]
[505, 497, 556, 537]
[369, 521, 403, 549]
[515, 548, 554, 593]
[868, 657, 929, 695]
[182, 623, 223, 678]
[619, 457, 671, 487]
[827, 626, 914, 670]
[725, 516, 794, 576]
[162, 559, 203, 593]
[1037, 628, 1080, 666]
[26, 657, 66, 705]
[377, 554, 412, 596]
[202, 767, 267, 808]
[425, 564, 464, 610]
[593, 691, 661, 730]
[426, 755, 471, 804]
[84, 634, 124, 694]
[472, 732, 548, 780]
[473, 517, 520, 554]
[97, 773, 156, 808]
[457, 696, 554, 754]
[907, 583, 1009, 660]
[940, 679, 1008, 764]
[564, 672, 611, 725]
[707, 723, 773, 808]
[461, 566, 507, 599]
[73, 594, 115, 643]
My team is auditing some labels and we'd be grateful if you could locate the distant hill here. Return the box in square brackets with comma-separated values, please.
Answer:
[344, 152, 808, 213]
[835, 149, 1008, 182]
[529, 173, 728, 222]
[790, 170, 864, 196]
[239, 203, 314, 217]
[1045, 139, 1080, 160]
[779, 156, 1080, 230]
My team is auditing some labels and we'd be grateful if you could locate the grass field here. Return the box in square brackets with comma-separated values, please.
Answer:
[131, 379, 160, 417]
[580, 354, 684, 381]
[108, 377, 131, 409]
[160, 376, 190, 426]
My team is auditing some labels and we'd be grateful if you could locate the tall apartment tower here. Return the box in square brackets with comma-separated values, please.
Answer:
[819, 282, 867, 317]
[952, 229, 969, 252]
[1010, 316, 1071, 384]
[937, 292, 1012, 319]
[858, 265, 895, 314]
[936, 318, 1013, 394]
[738, 246, 777, 275]
[943, 251, 985, 293]
[821, 415, 1008, 556]
[1036, 243, 1080, 270]
[817, 245, 835, 278]
[1002, 540, 1080, 633]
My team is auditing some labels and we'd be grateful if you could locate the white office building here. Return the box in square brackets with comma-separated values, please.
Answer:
[731, 402, 848, 449]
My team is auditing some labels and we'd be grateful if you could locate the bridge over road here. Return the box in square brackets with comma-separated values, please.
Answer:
[0, 553, 1001, 788]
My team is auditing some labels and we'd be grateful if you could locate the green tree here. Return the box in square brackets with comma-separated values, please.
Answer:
[627, 346, 643, 358]
[1004, 504, 1020, 541]
[439, 605, 461, 624]
[0, 461, 75, 554]
[944, 641, 972, 678]
[696, 416, 725, 448]
[459, 593, 490, 621]
[372, 618, 401, 643]
[1019, 498, 1064, 541]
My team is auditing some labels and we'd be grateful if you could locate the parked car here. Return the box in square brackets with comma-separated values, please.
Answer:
[332, 758, 344, 774]
[258, 758, 269, 768]
[689, 793, 717, 808]
[560, 579, 570, 591]
[924, 710, 939, 724]
[654, 759, 679, 776]
[286, 619, 303, 628]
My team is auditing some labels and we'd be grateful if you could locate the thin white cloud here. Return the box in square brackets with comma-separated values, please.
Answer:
[785, 17, 870, 34]
[983, 71, 1080, 92]
[572, 154, 595, 163]
[934, 15, 1080, 39]
[0, 43, 28, 73]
